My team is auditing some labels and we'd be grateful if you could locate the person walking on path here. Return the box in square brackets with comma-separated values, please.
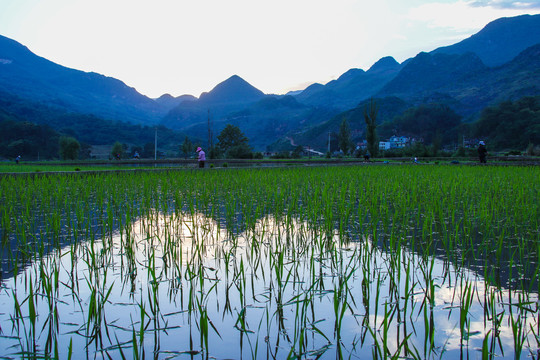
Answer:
[478, 141, 487, 164]
[196, 147, 206, 168]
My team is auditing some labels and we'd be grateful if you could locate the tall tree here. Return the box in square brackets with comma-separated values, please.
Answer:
[338, 118, 352, 155]
[59, 136, 80, 160]
[364, 98, 379, 157]
[111, 141, 125, 159]
[142, 142, 154, 158]
[217, 124, 252, 158]
[181, 136, 193, 159]
[431, 130, 442, 156]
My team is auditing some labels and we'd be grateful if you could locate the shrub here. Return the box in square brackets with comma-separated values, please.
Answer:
[526, 143, 540, 156]
[271, 151, 290, 159]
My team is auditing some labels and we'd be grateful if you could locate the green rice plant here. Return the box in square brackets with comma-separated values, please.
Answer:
[510, 310, 526, 359]
[0, 165, 538, 359]
[423, 299, 435, 357]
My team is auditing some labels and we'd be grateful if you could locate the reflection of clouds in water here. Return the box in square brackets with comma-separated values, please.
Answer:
[428, 259, 538, 354]
[1, 210, 538, 359]
[126, 210, 230, 264]
[59, 212, 540, 356]
[354, 241, 539, 356]
[436, 313, 518, 352]
[126, 211, 307, 261]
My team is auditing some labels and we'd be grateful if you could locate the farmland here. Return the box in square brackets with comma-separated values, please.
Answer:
[0, 165, 538, 359]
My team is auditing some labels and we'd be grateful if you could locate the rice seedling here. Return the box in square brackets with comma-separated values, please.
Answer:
[0, 165, 538, 358]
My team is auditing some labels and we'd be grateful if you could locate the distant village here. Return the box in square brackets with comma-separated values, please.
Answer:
[285, 135, 481, 158]
[377, 136, 423, 151]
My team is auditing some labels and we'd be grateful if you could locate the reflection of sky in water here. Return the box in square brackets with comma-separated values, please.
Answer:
[0, 211, 538, 359]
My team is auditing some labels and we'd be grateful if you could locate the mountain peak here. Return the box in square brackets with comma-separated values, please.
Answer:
[199, 75, 265, 105]
[225, 74, 243, 81]
[157, 93, 174, 101]
[368, 56, 400, 73]
[336, 68, 365, 82]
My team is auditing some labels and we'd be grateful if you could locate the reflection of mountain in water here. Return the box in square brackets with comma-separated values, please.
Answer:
[1, 199, 119, 282]
[2, 193, 537, 297]
[364, 216, 538, 293]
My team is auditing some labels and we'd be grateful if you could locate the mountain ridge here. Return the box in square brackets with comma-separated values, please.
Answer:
[377, 43, 540, 117]
[432, 14, 540, 67]
[0, 34, 165, 124]
[0, 13, 539, 153]
[161, 75, 267, 130]
[293, 56, 404, 109]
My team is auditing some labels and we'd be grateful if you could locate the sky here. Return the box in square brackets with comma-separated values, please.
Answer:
[1, 0, 539, 98]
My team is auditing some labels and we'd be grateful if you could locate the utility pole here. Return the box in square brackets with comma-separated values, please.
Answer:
[207, 109, 213, 155]
[328, 132, 331, 153]
[154, 127, 157, 160]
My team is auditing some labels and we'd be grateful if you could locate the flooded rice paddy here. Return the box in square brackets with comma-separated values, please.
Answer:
[0, 165, 539, 359]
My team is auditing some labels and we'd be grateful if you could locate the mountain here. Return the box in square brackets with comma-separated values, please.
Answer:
[281, 14, 540, 151]
[432, 14, 540, 67]
[292, 14, 540, 112]
[199, 75, 265, 105]
[0, 34, 165, 124]
[1, 13, 539, 153]
[217, 95, 336, 150]
[155, 93, 197, 109]
[161, 75, 266, 129]
[377, 52, 488, 100]
[276, 97, 410, 152]
[287, 42, 540, 151]
[450, 43, 540, 114]
[0, 89, 192, 159]
[377, 43, 540, 116]
[165, 93, 339, 151]
[294, 56, 403, 109]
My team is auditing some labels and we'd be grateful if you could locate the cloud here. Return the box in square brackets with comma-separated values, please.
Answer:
[408, 1, 501, 30]
[468, 0, 540, 9]
[407, 0, 540, 31]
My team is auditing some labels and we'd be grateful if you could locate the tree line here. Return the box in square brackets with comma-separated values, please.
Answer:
[180, 124, 261, 160]
[1, 92, 538, 161]
[333, 95, 540, 158]
[0, 91, 193, 160]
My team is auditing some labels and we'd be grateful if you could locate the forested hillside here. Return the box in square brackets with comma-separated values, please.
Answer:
[471, 96, 540, 150]
[0, 91, 192, 160]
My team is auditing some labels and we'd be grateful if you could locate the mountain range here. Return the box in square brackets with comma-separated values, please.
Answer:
[0, 35, 167, 125]
[0, 14, 539, 153]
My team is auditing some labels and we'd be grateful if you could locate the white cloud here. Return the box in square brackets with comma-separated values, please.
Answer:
[408, 0, 540, 31]
[410, 1, 510, 30]
[1, 0, 539, 96]
[468, 0, 540, 9]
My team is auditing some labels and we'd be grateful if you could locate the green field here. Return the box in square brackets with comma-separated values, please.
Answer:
[0, 165, 538, 359]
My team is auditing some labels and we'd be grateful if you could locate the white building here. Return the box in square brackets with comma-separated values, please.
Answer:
[388, 136, 410, 148]
[379, 141, 392, 150]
